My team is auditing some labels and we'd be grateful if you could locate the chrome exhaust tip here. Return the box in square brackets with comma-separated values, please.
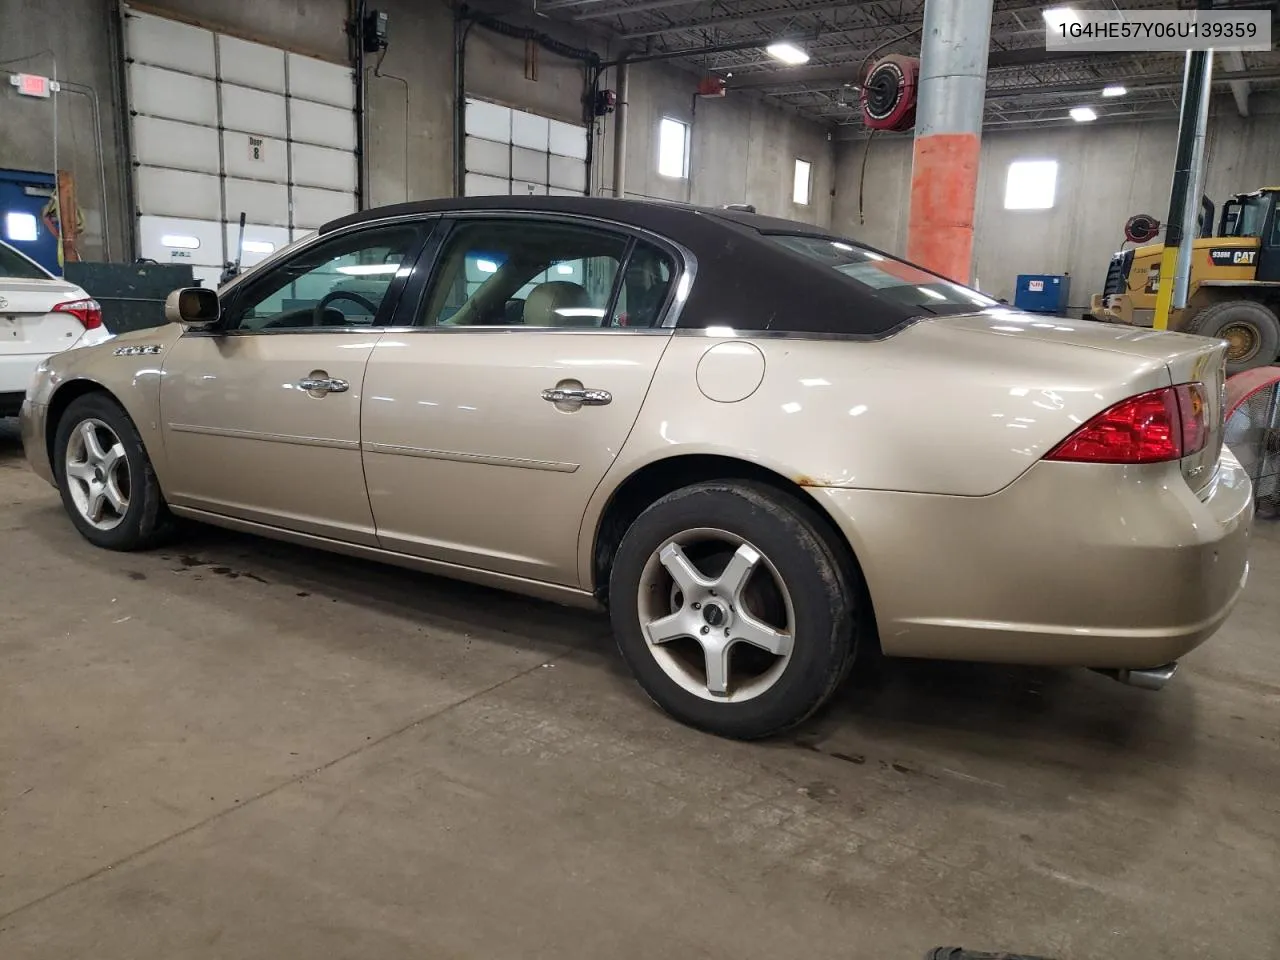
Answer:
[1091, 662, 1178, 690]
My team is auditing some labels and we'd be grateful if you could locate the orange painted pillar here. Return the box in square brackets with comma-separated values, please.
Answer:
[907, 134, 981, 284]
[905, 0, 993, 285]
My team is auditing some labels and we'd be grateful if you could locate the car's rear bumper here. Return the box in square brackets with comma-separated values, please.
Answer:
[811, 449, 1253, 669]
[0, 351, 48, 398]
[19, 399, 53, 486]
[0, 391, 24, 417]
[0, 331, 111, 405]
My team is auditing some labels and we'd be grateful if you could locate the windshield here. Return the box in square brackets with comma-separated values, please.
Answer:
[0, 241, 52, 280]
[767, 234, 998, 315]
[1225, 196, 1271, 238]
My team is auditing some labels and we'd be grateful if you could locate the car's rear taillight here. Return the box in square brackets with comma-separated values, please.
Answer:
[52, 298, 103, 330]
[1045, 383, 1209, 464]
[1175, 382, 1210, 455]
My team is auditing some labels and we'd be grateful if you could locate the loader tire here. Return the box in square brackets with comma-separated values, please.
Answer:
[1186, 300, 1280, 374]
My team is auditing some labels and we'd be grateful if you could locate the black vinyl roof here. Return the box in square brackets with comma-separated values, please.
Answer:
[322, 195, 833, 239]
[321, 196, 922, 338]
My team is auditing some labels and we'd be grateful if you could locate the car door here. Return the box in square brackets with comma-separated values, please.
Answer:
[160, 219, 429, 544]
[360, 215, 684, 586]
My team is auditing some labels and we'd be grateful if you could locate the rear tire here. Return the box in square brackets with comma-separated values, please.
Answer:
[608, 480, 859, 740]
[53, 393, 175, 551]
[1186, 300, 1280, 374]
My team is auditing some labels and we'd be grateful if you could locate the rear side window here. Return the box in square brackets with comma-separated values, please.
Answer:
[0, 241, 51, 280]
[767, 234, 997, 316]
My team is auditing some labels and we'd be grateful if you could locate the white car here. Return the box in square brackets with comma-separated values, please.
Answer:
[0, 240, 112, 417]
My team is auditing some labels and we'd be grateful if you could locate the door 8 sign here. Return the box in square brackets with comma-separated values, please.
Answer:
[248, 136, 265, 162]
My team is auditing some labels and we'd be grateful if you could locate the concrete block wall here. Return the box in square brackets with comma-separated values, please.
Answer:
[0, 0, 833, 264]
[597, 61, 835, 226]
[833, 93, 1280, 307]
[0, 0, 130, 262]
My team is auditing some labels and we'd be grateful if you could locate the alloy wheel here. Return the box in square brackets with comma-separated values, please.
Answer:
[64, 418, 131, 531]
[636, 528, 796, 702]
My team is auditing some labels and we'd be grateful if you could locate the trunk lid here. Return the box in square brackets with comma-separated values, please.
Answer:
[0, 277, 90, 354]
[935, 310, 1228, 494]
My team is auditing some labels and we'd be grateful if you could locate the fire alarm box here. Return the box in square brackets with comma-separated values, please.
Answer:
[594, 89, 616, 116]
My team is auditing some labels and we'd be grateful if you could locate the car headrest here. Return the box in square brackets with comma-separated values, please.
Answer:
[523, 281, 597, 327]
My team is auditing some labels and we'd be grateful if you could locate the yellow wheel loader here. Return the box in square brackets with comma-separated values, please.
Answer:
[1088, 188, 1280, 374]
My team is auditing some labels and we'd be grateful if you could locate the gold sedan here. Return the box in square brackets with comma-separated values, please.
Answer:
[21, 197, 1253, 739]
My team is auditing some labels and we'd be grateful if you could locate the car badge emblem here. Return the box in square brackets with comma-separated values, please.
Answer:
[0, 297, 8, 310]
[113, 344, 163, 356]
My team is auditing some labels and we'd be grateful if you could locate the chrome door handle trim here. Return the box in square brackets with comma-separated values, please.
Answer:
[297, 377, 349, 394]
[541, 387, 612, 406]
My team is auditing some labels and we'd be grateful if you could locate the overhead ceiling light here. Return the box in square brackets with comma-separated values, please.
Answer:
[1070, 105, 1098, 122]
[1042, 6, 1080, 28]
[1102, 84, 1127, 97]
[766, 42, 810, 65]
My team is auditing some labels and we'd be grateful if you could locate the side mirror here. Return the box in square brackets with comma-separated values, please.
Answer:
[164, 287, 220, 329]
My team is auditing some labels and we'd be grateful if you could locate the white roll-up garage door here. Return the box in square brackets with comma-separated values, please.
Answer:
[463, 97, 587, 199]
[123, 7, 358, 288]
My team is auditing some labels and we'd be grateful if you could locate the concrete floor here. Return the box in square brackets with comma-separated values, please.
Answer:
[1, 418, 1277, 960]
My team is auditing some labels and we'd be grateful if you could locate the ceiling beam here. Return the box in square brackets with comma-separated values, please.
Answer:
[726, 49, 1092, 90]
[1221, 50, 1251, 116]
[577, 0, 714, 20]
[618, 0, 876, 40]
[601, 37, 769, 66]
[744, 65, 1280, 97]
[831, 109, 1184, 140]
[533, 0, 617, 10]
[615, 0, 1055, 41]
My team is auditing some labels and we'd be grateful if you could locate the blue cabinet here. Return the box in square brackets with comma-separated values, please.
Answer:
[1013, 274, 1070, 314]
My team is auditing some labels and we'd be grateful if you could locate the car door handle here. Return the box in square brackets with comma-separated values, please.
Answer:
[297, 376, 349, 394]
[541, 386, 612, 406]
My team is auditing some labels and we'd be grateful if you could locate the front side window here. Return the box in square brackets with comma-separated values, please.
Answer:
[1236, 197, 1270, 238]
[420, 219, 675, 329]
[228, 224, 421, 331]
[768, 234, 997, 316]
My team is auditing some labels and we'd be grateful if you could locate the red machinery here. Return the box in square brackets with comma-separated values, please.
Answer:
[860, 55, 919, 132]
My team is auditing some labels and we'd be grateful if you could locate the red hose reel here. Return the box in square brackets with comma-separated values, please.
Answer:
[860, 55, 920, 132]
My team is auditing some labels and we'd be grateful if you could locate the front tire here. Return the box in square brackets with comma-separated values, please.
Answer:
[609, 481, 859, 739]
[53, 393, 174, 551]
[1186, 300, 1280, 374]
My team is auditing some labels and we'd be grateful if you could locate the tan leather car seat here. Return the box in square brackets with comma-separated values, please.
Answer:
[522, 281, 600, 327]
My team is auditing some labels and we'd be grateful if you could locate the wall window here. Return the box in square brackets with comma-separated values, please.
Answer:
[658, 117, 689, 179]
[1004, 160, 1058, 210]
[793, 159, 812, 205]
[4, 211, 38, 243]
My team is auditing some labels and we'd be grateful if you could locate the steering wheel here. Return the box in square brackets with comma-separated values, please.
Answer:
[313, 290, 380, 327]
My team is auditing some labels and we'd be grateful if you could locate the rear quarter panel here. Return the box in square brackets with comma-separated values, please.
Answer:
[578, 320, 1171, 586]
